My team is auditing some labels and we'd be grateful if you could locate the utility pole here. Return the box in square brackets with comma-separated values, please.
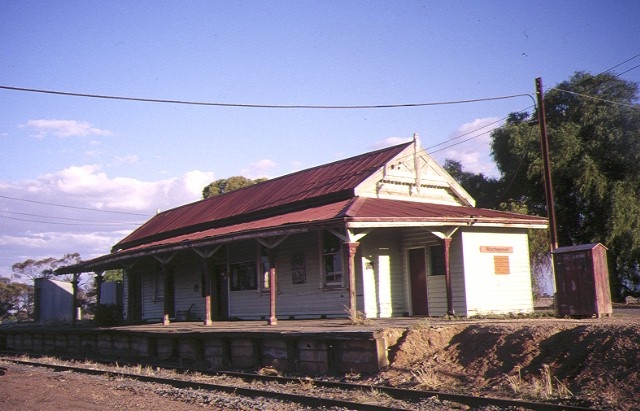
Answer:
[535, 77, 559, 251]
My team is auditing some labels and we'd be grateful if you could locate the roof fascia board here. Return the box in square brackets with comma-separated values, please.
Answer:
[346, 221, 548, 229]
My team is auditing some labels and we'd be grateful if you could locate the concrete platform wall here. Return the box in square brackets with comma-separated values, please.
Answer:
[0, 328, 391, 375]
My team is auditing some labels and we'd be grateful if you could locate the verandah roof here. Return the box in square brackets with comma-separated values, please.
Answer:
[59, 197, 547, 273]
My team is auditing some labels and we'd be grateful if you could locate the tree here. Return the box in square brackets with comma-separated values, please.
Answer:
[0, 277, 33, 320]
[491, 71, 640, 300]
[443, 159, 503, 209]
[202, 176, 268, 199]
[12, 253, 82, 282]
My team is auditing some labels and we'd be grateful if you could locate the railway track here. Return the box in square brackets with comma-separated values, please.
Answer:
[1, 355, 599, 411]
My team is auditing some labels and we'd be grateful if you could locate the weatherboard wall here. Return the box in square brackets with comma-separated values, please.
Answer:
[461, 229, 534, 316]
[359, 229, 406, 318]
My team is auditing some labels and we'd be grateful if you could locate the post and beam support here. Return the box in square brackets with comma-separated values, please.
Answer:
[194, 245, 223, 326]
[346, 242, 360, 321]
[257, 236, 288, 326]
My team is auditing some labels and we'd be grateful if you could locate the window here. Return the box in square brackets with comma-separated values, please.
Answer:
[323, 232, 343, 286]
[291, 252, 306, 284]
[430, 244, 445, 276]
[229, 261, 257, 291]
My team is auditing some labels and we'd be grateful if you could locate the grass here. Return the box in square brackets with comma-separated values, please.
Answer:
[411, 368, 443, 390]
[504, 364, 574, 401]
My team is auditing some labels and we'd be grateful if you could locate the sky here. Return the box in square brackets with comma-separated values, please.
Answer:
[1, 1, 639, 280]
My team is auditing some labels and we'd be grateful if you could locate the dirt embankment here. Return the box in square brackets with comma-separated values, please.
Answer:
[376, 320, 640, 410]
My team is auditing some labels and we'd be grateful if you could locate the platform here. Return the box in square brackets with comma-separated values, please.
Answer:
[0, 318, 418, 375]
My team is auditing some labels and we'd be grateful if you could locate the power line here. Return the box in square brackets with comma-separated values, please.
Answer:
[0, 85, 534, 109]
[0, 214, 139, 227]
[616, 62, 640, 77]
[601, 52, 640, 75]
[0, 194, 149, 216]
[549, 88, 639, 109]
[0, 210, 143, 225]
[426, 105, 535, 152]
[428, 128, 496, 155]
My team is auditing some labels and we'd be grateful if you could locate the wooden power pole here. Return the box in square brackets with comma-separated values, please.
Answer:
[535, 77, 559, 251]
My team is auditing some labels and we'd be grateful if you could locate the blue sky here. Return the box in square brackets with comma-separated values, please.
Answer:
[1, 1, 639, 278]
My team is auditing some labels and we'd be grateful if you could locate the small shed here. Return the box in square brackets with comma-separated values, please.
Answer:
[33, 278, 74, 323]
[552, 243, 612, 318]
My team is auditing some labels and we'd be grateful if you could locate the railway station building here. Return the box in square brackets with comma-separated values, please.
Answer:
[59, 137, 547, 324]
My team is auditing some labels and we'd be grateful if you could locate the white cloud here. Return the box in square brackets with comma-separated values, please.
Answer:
[21, 119, 112, 139]
[240, 159, 277, 179]
[434, 117, 503, 178]
[0, 166, 214, 273]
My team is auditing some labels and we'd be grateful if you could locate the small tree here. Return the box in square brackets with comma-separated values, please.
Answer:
[0, 277, 33, 320]
[12, 253, 82, 283]
[202, 176, 268, 199]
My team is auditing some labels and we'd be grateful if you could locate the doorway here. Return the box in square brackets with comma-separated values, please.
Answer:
[127, 272, 142, 322]
[211, 264, 229, 320]
[408, 248, 428, 315]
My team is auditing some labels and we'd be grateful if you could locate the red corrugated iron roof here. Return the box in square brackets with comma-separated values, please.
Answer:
[62, 196, 548, 272]
[114, 142, 412, 251]
[346, 197, 548, 223]
[105, 197, 546, 258]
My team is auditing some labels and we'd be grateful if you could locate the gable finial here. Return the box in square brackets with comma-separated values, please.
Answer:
[413, 132, 420, 148]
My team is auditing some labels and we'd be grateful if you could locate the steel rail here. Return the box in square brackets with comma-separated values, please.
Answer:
[1, 355, 599, 411]
[2, 358, 411, 411]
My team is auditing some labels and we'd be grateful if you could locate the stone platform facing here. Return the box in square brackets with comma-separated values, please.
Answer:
[0, 319, 407, 375]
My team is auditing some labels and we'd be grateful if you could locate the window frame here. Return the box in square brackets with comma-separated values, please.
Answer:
[322, 231, 345, 288]
[229, 260, 258, 291]
[291, 251, 306, 285]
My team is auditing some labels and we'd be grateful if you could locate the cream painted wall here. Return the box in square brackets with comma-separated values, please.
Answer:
[461, 230, 534, 316]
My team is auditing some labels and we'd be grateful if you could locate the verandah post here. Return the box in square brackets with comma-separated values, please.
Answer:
[203, 258, 213, 326]
[268, 249, 278, 325]
[346, 242, 360, 321]
[444, 238, 454, 315]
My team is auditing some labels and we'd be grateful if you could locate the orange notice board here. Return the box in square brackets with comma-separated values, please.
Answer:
[494, 256, 510, 274]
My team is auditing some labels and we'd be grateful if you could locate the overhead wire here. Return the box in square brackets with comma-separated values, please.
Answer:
[547, 88, 639, 109]
[0, 210, 143, 225]
[550, 52, 640, 108]
[616, 62, 640, 77]
[0, 194, 150, 216]
[0, 215, 139, 227]
[600, 52, 640, 75]
[0, 85, 534, 110]
[425, 105, 535, 152]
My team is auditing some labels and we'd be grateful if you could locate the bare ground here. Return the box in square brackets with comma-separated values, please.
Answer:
[1, 308, 639, 410]
[370, 308, 640, 410]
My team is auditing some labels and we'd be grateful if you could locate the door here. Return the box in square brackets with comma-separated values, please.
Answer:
[212, 264, 229, 320]
[127, 272, 142, 322]
[409, 248, 429, 315]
